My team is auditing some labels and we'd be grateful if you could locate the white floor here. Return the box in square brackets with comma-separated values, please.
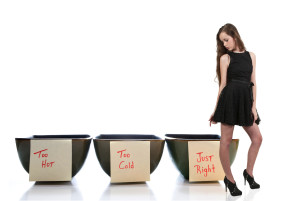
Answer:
[2, 131, 299, 201]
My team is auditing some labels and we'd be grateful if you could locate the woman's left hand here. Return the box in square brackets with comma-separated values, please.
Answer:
[252, 107, 258, 123]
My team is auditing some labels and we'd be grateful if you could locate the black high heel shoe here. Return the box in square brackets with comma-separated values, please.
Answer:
[224, 176, 242, 196]
[243, 169, 260, 189]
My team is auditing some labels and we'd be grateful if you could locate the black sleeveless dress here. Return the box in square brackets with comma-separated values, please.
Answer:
[212, 50, 261, 126]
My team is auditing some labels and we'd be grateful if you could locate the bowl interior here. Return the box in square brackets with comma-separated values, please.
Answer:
[165, 134, 221, 140]
[29, 134, 90, 139]
[95, 134, 162, 140]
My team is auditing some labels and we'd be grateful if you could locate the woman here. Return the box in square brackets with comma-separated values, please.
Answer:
[209, 23, 263, 196]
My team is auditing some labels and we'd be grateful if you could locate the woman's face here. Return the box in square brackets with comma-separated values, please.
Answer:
[219, 32, 236, 51]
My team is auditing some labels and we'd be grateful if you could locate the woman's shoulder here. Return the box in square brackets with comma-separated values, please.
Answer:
[220, 54, 230, 67]
[247, 51, 256, 58]
[220, 53, 230, 61]
[220, 53, 230, 62]
[247, 51, 256, 63]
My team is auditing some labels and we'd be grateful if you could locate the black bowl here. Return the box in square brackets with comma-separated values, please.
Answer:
[15, 135, 91, 177]
[93, 134, 165, 176]
[165, 134, 239, 180]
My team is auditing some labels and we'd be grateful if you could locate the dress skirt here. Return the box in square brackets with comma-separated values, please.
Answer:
[212, 79, 261, 126]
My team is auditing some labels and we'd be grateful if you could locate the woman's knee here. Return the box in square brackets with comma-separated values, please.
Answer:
[220, 137, 232, 147]
[252, 133, 263, 146]
[258, 134, 263, 145]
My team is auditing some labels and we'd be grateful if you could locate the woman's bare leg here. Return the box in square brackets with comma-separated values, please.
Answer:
[242, 123, 263, 177]
[220, 123, 235, 183]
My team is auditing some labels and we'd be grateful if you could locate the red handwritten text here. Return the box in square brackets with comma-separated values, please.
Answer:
[194, 164, 216, 177]
[34, 149, 48, 158]
[116, 149, 134, 170]
[42, 160, 55, 168]
[194, 152, 216, 177]
[33, 149, 55, 168]
[196, 152, 214, 162]
[117, 149, 131, 158]
[119, 161, 134, 169]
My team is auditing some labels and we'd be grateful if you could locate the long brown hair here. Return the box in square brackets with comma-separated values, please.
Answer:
[215, 23, 246, 86]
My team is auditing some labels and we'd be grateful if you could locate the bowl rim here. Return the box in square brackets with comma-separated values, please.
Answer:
[93, 134, 164, 141]
[165, 138, 239, 142]
[15, 134, 91, 140]
[165, 134, 238, 142]
[94, 139, 164, 141]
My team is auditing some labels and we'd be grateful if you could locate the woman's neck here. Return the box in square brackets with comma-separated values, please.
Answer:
[232, 48, 244, 53]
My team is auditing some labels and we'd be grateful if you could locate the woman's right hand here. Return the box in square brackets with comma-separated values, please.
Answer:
[209, 113, 217, 127]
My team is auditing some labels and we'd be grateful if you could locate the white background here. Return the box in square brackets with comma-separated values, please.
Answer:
[0, 0, 299, 200]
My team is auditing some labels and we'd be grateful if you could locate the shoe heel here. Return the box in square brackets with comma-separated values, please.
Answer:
[225, 183, 227, 192]
[244, 177, 246, 185]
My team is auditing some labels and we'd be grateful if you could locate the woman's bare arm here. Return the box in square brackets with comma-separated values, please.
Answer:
[213, 54, 230, 113]
[249, 52, 257, 109]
